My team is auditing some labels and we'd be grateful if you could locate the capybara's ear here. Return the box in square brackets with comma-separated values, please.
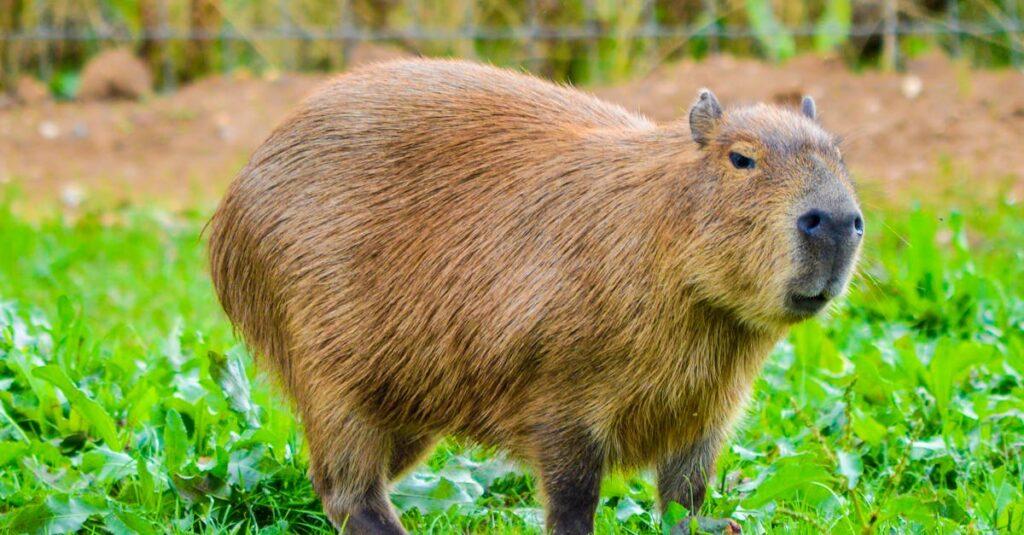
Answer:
[801, 95, 817, 121]
[689, 88, 723, 147]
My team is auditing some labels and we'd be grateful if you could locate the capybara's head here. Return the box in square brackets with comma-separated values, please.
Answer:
[684, 89, 862, 327]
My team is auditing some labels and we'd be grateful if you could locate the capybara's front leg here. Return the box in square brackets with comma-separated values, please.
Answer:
[536, 424, 605, 535]
[657, 431, 740, 534]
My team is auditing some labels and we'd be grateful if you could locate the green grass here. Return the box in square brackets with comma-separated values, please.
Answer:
[0, 179, 1022, 534]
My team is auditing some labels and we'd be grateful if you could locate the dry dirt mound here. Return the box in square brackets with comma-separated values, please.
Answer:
[78, 48, 154, 101]
[14, 76, 51, 106]
[1, 52, 1021, 208]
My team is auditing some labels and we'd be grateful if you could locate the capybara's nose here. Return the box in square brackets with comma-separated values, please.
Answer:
[797, 209, 864, 245]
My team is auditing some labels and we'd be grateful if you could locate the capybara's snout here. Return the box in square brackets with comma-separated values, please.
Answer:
[788, 206, 863, 315]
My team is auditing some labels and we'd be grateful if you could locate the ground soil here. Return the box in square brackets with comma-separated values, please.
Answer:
[2, 49, 1022, 209]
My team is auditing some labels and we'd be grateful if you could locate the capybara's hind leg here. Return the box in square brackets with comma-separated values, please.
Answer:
[307, 413, 406, 534]
[387, 432, 437, 480]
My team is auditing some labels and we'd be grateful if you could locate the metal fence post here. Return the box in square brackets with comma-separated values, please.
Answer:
[158, 0, 175, 92]
[1011, 0, 1022, 68]
[703, 0, 719, 55]
[221, 16, 233, 74]
[338, 0, 354, 68]
[278, 0, 291, 71]
[462, 0, 476, 59]
[643, 0, 658, 71]
[583, 0, 598, 81]
[35, 0, 51, 83]
[946, 0, 960, 58]
[882, 0, 899, 70]
[527, 0, 540, 72]
[406, 0, 421, 57]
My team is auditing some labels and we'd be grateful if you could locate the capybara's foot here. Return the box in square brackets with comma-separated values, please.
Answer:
[335, 505, 406, 534]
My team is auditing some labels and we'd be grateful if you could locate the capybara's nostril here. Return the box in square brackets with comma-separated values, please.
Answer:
[853, 214, 864, 237]
[799, 210, 863, 242]
[797, 210, 825, 237]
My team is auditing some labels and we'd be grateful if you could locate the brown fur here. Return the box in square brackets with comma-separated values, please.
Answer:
[208, 59, 859, 533]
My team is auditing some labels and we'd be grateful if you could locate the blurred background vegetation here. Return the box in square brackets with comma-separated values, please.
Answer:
[1, 0, 1022, 96]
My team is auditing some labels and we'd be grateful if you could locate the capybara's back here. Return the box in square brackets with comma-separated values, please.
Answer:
[208, 59, 862, 534]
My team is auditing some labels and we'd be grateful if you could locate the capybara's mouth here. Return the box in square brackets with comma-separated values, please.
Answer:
[786, 291, 830, 316]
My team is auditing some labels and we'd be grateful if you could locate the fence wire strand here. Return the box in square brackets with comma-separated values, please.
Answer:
[1, 0, 1022, 91]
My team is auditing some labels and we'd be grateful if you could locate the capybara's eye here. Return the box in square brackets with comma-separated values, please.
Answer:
[729, 151, 756, 170]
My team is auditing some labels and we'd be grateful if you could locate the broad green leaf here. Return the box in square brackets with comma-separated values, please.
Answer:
[661, 501, 689, 535]
[125, 385, 158, 428]
[227, 445, 269, 491]
[910, 436, 948, 460]
[32, 365, 120, 450]
[103, 509, 157, 535]
[742, 455, 832, 509]
[136, 457, 156, 508]
[836, 449, 863, 489]
[511, 507, 544, 527]
[81, 446, 137, 485]
[5, 502, 50, 534]
[850, 409, 888, 445]
[464, 454, 520, 489]
[0, 440, 28, 466]
[208, 348, 260, 428]
[8, 495, 101, 535]
[172, 472, 230, 503]
[879, 495, 939, 525]
[163, 409, 189, 471]
[615, 496, 648, 522]
[731, 444, 764, 460]
[925, 340, 991, 416]
[392, 464, 485, 514]
[170, 369, 207, 404]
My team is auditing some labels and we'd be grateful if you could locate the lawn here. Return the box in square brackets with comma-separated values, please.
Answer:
[0, 176, 1022, 534]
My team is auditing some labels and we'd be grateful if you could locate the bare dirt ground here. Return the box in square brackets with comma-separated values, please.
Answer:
[2, 50, 1022, 208]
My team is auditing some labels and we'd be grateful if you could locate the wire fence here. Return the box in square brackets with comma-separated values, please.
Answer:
[2, 0, 1022, 92]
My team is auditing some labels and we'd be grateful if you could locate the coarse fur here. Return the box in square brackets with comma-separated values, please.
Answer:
[207, 59, 860, 534]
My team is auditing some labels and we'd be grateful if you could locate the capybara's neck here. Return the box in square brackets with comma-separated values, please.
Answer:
[567, 121, 768, 334]
[596, 294, 784, 466]
[549, 123, 786, 429]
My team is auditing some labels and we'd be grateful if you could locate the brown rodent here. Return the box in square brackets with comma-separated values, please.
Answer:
[207, 59, 863, 534]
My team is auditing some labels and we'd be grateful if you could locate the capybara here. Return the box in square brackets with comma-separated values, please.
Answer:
[208, 59, 863, 534]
